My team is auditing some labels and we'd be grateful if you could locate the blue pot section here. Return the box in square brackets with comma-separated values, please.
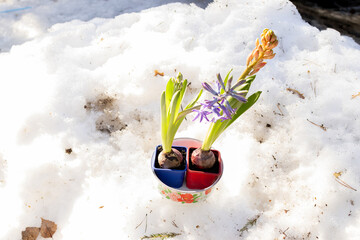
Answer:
[151, 145, 187, 188]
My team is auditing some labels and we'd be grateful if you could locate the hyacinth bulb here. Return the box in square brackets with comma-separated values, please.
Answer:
[158, 148, 183, 169]
[191, 148, 216, 169]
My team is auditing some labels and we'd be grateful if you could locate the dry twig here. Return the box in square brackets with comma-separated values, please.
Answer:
[286, 88, 305, 99]
[273, 103, 284, 116]
[306, 119, 327, 131]
[239, 214, 261, 237]
[171, 221, 178, 228]
[135, 214, 148, 233]
[277, 103, 284, 116]
[310, 81, 317, 97]
[334, 172, 357, 191]
[141, 232, 181, 240]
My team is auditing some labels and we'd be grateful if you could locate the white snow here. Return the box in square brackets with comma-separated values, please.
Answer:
[0, 0, 360, 239]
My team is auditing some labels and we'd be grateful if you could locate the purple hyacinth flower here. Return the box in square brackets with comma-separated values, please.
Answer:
[193, 72, 249, 123]
[202, 82, 219, 96]
[211, 105, 221, 117]
[219, 103, 232, 119]
[216, 73, 226, 91]
[192, 108, 211, 122]
[226, 76, 233, 92]
[228, 91, 247, 103]
[210, 113, 229, 122]
[231, 79, 246, 90]
[204, 97, 219, 109]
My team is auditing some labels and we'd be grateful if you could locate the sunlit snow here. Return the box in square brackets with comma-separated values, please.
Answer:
[0, 0, 359, 239]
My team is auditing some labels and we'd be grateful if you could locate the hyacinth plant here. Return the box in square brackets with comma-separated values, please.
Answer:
[191, 29, 278, 169]
[158, 73, 203, 169]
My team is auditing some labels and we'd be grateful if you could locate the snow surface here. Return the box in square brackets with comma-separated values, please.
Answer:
[0, 0, 360, 239]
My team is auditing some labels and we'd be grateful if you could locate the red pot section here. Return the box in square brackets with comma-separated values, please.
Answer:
[186, 148, 222, 189]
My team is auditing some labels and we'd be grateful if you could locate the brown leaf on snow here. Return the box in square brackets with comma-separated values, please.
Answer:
[40, 218, 57, 238]
[154, 70, 164, 76]
[351, 92, 360, 99]
[22, 227, 40, 240]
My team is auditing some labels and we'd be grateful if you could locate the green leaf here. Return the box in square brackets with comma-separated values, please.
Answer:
[233, 75, 256, 93]
[205, 92, 262, 146]
[164, 90, 181, 152]
[243, 75, 256, 90]
[246, 75, 256, 83]
[222, 69, 233, 93]
[160, 73, 203, 154]
[223, 91, 262, 131]
[175, 105, 199, 124]
[174, 79, 187, 118]
[160, 92, 168, 151]
[175, 89, 203, 123]
[165, 78, 175, 111]
[168, 90, 181, 125]
[201, 120, 226, 150]
[184, 89, 203, 110]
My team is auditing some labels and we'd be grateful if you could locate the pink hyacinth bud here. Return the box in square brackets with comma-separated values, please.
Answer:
[249, 68, 260, 76]
[246, 52, 253, 66]
[263, 49, 276, 59]
[241, 29, 278, 80]
[261, 29, 277, 50]
[269, 40, 278, 49]
[254, 61, 267, 70]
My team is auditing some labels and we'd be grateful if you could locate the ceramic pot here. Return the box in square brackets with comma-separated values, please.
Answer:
[151, 138, 224, 203]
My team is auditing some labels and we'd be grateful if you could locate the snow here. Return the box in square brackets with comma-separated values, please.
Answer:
[0, 0, 359, 239]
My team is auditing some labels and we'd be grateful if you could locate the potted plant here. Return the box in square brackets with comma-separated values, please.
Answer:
[157, 137, 222, 203]
[151, 29, 278, 201]
[187, 29, 278, 189]
[151, 73, 202, 188]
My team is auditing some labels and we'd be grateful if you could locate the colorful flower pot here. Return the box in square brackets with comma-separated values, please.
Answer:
[151, 138, 224, 203]
[157, 182, 214, 203]
[151, 145, 187, 189]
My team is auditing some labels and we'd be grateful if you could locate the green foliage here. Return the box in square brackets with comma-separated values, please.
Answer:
[141, 232, 181, 240]
[201, 73, 261, 150]
[161, 73, 202, 153]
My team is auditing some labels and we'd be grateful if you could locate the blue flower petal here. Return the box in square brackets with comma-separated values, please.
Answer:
[217, 73, 226, 91]
[202, 82, 219, 96]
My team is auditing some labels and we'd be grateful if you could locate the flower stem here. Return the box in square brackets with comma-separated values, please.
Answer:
[201, 122, 215, 151]
[238, 64, 253, 81]
[238, 53, 263, 81]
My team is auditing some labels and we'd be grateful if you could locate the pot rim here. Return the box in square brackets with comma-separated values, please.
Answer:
[151, 138, 224, 193]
